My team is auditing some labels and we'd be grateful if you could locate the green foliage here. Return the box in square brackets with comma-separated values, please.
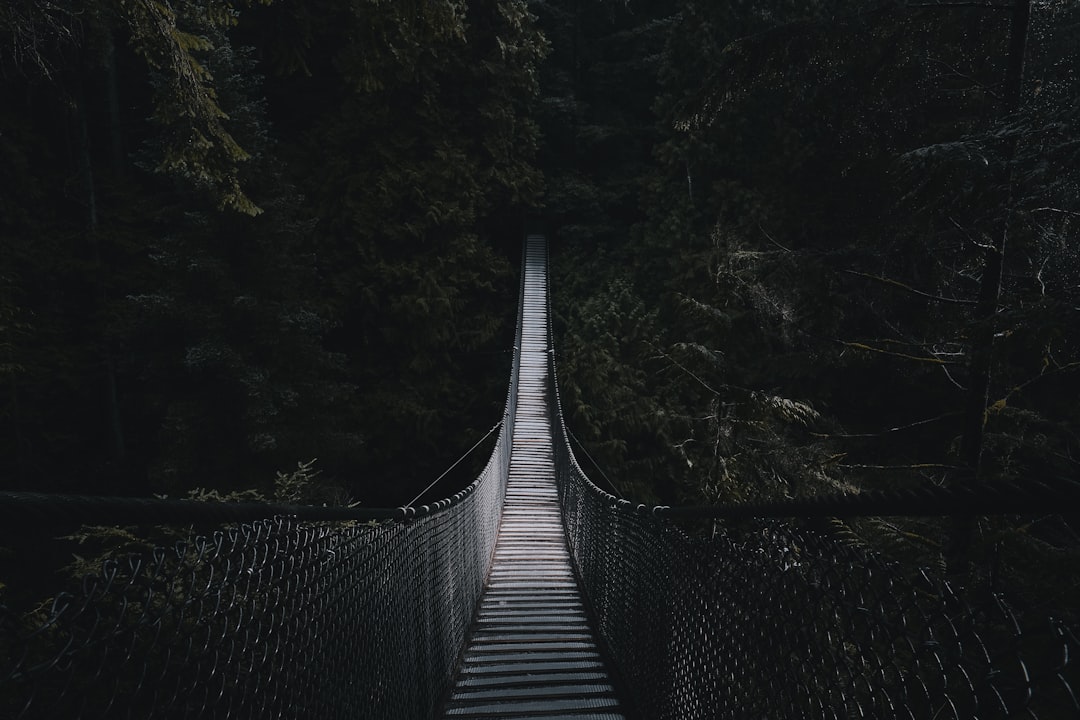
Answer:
[274, 458, 353, 506]
[534, 0, 669, 244]
[120, 0, 278, 214]
[52, 459, 340, 592]
[0, 1, 79, 79]
[0, 0, 545, 507]
[554, 266, 671, 501]
[547, 0, 1079, 592]
[261, 0, 545, 502]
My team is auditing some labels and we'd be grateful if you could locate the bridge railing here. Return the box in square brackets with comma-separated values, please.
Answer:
[0, 433, 514, 720]
[545, 255, 1079, 719]
[0, 252, 526, 720]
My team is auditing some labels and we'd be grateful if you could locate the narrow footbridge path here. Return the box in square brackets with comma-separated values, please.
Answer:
[440, 238, 628, 719]
[1, 235, 1077, 720]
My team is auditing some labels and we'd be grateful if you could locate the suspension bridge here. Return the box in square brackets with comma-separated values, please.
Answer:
[1, 235, 1078, 719]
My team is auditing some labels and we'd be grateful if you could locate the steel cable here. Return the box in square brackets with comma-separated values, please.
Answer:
[544, 241, 1080, 720]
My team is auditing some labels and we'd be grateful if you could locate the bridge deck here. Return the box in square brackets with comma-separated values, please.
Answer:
[439, 238, 628, 719]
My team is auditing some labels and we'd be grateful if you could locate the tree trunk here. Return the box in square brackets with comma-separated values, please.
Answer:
[76, 92, 98, 235]
[103, 28, 125, 174]
[76, 82, 129, 480]
[958, 0, 1030, 476]
[950, 0, 1030, 571]
[571, 0, 581, 159]
[4, 319, 25, 484]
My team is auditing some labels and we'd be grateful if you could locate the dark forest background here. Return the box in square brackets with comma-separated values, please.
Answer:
[1, 0, 1077, 551]
[0, 0, 544, 506]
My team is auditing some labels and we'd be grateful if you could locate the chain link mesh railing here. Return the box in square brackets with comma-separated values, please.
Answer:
[552, 398, 1079, 720]
[551, 473, 1080, 719]
[2, 494, 498, 720]
[544, 257, 1080, 719]
[0, 253, 528, 720]
[6, 234, 1078, 720]
[1, 445, 517, 720]
[1, 424, 514, 720]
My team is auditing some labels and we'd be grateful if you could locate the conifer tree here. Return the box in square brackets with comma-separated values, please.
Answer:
[549, 0, 1078, 514]
[244, 0, 545, 502]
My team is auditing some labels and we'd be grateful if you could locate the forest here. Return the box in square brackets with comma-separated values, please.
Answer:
[0, 0, 543, 507]
[1, 0, 1077, 544]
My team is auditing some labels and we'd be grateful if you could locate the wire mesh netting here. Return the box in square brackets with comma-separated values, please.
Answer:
[0, 275, 525, 720]
[549, 366, 1080, 719]
[2, 487, 502, 720]
[5, 233, 1079, 720]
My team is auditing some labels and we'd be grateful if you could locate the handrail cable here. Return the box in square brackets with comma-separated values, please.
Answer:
[546, 230, 1080, 719]
[3, 234, 1078, 720]
[404, 420, 503, 508]
[565, 425, 624, 498]
[0, 457, 1075, 527]
[0, 238, 531, 720]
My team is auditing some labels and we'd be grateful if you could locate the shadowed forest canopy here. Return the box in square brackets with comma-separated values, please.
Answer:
[0, 0, 1077, 552]
[0, 0, 543, 505]
[543, 0, 1079, 592]
[544, 0, 1079, 502]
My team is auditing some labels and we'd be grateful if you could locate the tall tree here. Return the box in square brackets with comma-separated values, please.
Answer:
[0, 0, 338, 496]
[549, 0, 1079, 518]
[241, 0, 546, 503]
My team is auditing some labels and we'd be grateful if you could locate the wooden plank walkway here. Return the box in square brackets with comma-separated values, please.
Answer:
[439, 237, 629, 719]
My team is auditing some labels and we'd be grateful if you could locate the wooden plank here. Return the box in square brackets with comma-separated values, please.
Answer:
[438, 236, 628, 719]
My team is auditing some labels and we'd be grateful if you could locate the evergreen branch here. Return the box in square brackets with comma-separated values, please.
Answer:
[857, 338, 965, 351]
[0, 1, 78, 79]
[837, 341, 962, 364]
[872, 519, 943, 549]
[999, 360, 1080, 405]
[692, 2, 906, 121]
[838, 463, 959, 470]
[928, 56, 999, 98]
[949, 217, 994, 251]
[648, 342, 722, 396]
[757, 224, 791, 253]
[905, 1, 1011, 8]
[811, 412, 961, 439]
[939, 363, 969, 391]
[842, 270, 977, 305]
[1028, 207, 1080, 218]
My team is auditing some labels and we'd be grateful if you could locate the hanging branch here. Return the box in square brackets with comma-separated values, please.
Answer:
[906, 1, 1011, 9]
[811, 411, 962, 439]
[837, 340, 962, 365]
[959, 0, 1031, 476]
[841, 270, 977, 305]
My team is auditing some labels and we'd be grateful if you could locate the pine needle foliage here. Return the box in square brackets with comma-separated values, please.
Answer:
[546, 0, 1079, 593]
[121, 0, 273, 214]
